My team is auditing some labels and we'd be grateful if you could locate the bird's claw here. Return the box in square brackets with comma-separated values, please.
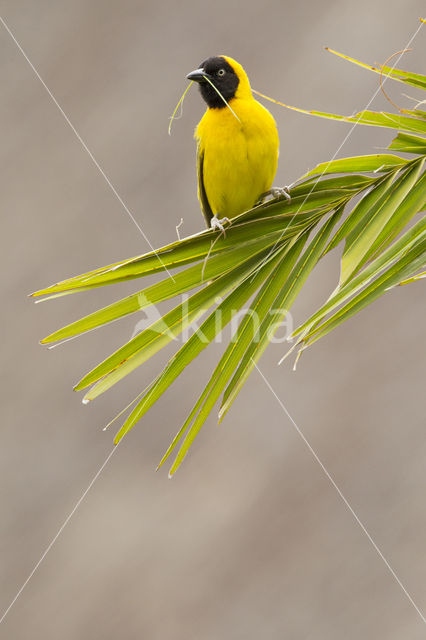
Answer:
[210, 215, 231, 235]
[259, 186, 291, 204]
[271, 186, 291, 201]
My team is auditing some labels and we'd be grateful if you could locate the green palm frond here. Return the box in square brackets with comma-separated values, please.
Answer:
[33, 47, 426, 475]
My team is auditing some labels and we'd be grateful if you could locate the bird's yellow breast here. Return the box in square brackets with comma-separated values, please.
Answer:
[195, 97, 279, 219]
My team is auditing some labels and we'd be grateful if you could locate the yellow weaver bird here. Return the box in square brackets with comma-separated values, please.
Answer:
[187, 55, 290, 232]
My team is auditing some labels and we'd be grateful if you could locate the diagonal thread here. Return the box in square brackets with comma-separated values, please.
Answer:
[254, 362, 426, 626]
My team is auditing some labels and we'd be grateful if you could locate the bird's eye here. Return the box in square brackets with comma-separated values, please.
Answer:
[217, 68, 226, 77]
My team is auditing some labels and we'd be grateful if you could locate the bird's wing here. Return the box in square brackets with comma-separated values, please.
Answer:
[197, 144, 213, 227]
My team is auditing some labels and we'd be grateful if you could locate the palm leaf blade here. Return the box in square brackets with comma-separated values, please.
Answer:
[219, 210, 343, 420]
[113, 242, 290, 444]
[326, 48, 426, 89]
[340, 159, 424, 284]
[291, 216, 426, 342]
[40, 234, 287, 343]
[165, 235, 309, 475]
[300, 240, 426, 349]
[76, 249, 276, 395]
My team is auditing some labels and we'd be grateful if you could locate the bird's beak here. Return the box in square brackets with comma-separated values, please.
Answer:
[186, 68, 208, 83]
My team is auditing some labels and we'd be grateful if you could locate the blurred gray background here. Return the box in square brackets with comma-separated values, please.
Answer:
[1, 1, 425, 638]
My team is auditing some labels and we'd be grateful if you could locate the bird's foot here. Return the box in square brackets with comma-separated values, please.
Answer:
[259, 186, 291, 204]
[272, 186, 291, 201]
[210, 215, 231, 235]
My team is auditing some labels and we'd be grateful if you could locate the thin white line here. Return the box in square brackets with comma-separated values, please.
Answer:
[252, 20, 424, 277]
[0, 13, 423, 631]
[0, 445, 118, 625]
[0, 16, 176, 283]
[0, 13, 172, 627]
[254, 361, 426, 626]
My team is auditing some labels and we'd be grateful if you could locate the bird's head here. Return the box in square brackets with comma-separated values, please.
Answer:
[186, 56, 251, 108]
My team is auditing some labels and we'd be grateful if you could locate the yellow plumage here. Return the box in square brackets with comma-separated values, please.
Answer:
[191, 56, 279, 225]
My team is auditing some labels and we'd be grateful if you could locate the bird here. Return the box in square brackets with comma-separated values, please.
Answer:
[186, 55, 290, 233]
